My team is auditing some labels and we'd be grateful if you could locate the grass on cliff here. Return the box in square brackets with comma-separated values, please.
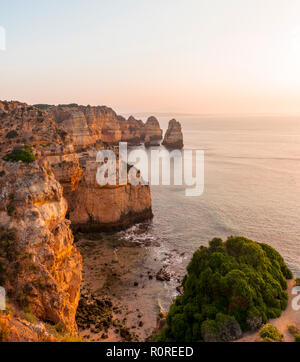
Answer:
[5, 130, 18, 139]
[259, 324, 283, 342]
[155, 236, 293, 342]
[3, 145, 37, 163]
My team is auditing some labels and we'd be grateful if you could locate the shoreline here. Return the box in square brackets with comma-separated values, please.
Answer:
[75, 230, 299, 343]
[75, 230, 178, 342]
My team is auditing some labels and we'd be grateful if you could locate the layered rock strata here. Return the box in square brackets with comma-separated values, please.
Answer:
[0, 159, 82, 333]
[0, 101, 153, 232]
[162, 119, 184, 149]
[0, 102, 82, 204]
[68, 159, 153, 232]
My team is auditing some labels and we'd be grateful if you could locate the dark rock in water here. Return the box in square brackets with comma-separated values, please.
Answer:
[120, 327, 133, 341]
[176, 285, 183, 295]
[156, 267, 171, 282]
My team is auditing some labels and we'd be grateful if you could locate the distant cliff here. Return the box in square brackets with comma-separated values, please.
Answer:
[144, 116, 163, 147]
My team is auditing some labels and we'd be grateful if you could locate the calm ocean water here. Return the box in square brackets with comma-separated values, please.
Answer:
[111, 115, 300, 323]
[150, 115, 300, 277]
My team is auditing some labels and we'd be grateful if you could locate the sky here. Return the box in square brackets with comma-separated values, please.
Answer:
[1, 0, 300, 115]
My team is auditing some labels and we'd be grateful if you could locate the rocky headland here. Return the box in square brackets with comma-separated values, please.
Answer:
[0, 100, 185, 341]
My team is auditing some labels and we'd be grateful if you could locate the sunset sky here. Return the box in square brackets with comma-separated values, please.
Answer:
[1, 0, 300, 114]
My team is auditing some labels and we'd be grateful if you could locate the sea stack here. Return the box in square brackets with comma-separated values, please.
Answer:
[144, 116, 163, 147]
[162, 119, 184, 149]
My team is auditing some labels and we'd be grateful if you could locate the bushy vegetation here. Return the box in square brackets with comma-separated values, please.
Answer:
[0, 228, 17, 285]
[3, 145, 37, 163]
[5, 130, 18, 139]
[259, 324, 283, 342]
[155, 236, 293, 342]
[58, 103, 78, 108]
[33, 104, 52, 110]
[288, 324, 300, 342]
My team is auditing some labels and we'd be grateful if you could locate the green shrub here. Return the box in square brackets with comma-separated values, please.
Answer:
[156, 236, 292, 342]
[259, 324, 283, 342]
[54, 322, 65, 334]
[5, 130, 18, 139]
[294, 334, 300, 342]
[23, 306, 37, 324]
[288, 324, 300, 335]
[3, 145, 37, 163]
[0, 170, 5, 177]
[33, 104, 51, 110]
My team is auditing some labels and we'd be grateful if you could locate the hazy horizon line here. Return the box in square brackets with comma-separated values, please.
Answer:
[2, 99, 300, 119]
[122, 111, 300, 118]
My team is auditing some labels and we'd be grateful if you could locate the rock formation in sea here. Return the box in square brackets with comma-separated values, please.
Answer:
[143, 116, 163, 147]
[68, 159, 153, 232]
[117, 115, 143, 145]
[162, 119, 184, 149]
[0, 101, 153, 231]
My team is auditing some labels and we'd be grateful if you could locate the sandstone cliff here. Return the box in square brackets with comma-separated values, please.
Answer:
[0, 159, 82, 333]
[0, 102, 153, 232]
[68, 160, 153, 232]
[49, 105, 122, 150]
[0, 102, 82, 204]
[118, 115, 144, 145]
[0, 100, 158, 342]
[162, 119, 184, 149]
[144, 116, 163, 147]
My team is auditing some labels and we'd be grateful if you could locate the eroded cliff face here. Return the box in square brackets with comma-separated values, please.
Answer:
[0, 102, 154, 233]
[118, 115, 144, 145]
[0, 159, 82, 333]
[0, 102, 83, 204]
[144, 116, 163, 147]
[68, 160, 153, 231]
[162, 119, 184, 149]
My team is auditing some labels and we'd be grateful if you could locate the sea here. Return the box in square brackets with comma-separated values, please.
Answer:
[88, 115, 300, 335]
